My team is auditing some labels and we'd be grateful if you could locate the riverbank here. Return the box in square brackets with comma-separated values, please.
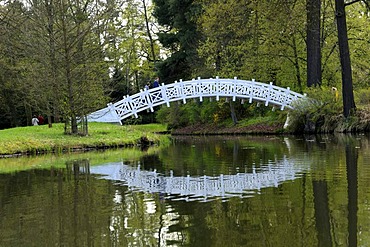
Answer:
[3, 108, 369, 157]
[172, 122, 283, 135]
[171, 115, 285, 135]
[171, 108, 370, 135]
[0, 123, 168, 157]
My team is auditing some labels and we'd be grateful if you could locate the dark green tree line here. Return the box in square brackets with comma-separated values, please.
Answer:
[1, 0, 369, 130]
[0, 0, 161, 131]
[0, 1, 32, 128]
[153, 0, 370, 128]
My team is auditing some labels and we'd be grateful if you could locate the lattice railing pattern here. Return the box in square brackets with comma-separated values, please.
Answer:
[88, 77, 306, 123]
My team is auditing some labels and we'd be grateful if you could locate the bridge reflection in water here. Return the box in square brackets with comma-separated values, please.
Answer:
[91, 158, 307, 202]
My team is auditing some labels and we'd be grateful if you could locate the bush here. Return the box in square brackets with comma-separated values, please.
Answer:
[287, 86, 342, 133]
[355, 88, 370, 107]
[156, 104, 189, 129]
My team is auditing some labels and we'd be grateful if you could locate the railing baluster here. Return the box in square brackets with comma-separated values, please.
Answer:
[233, 77, 237, 101]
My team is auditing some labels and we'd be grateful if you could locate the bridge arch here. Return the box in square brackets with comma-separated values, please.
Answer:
[88, 77, 305, 124]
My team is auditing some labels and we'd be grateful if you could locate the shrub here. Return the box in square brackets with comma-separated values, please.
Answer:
[355, 88, 370, 107]
[287, 86, 342, 133]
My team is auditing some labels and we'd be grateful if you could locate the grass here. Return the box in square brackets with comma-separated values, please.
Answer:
[236, 114, 285, 127]
[0, 122, 168, 156]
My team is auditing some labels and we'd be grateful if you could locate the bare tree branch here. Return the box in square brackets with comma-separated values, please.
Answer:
[344, 0, 362, 6]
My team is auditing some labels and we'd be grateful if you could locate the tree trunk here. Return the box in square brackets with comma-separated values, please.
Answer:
[229, 101, 238, 125]
[46, 0, 56, 127]
[335, 0, 356, 118]
[142, 0, 156, 63]
[63, 22, 78, 134]
[306, 0, 322, 87]
[292, 36, 303, 92]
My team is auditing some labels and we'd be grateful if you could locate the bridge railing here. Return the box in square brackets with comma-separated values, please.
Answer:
[112, 77, 305, 121]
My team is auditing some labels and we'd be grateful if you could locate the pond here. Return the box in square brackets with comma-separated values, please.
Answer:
[1, 134, 370, 246]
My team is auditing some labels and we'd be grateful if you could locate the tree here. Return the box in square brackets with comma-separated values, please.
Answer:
[307, 0, 322, 87]
[55, 0, 109, 134]
[197, 0, 253, 78]
[21, 0, 64, 127]
[197, 0, 308, 91]
[152, 0, 202, 83]
[0, 0, 162, 130]
[1, 0, 107, 132]
[335, 0, 357, 118]
[346, 1, 370, 88]
[0, 1, 34, 128]
[103, 0, 160, 98]
[142, 0, 157, 63]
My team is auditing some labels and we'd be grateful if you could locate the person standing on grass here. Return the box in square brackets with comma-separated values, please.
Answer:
[32, 115, 39, 126]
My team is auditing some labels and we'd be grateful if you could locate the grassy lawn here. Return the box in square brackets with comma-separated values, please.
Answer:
[0, 122, 168, 155]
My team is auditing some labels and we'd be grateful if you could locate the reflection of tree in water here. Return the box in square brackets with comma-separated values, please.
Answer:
[140, 154, 163, 172]
[312, 137, 359, 247]
[1, 134, 367, 246]
[313, 180, 332, 246]
[159, 136, 294, 176]
[0, 158, 123, 246]
[162, 135, 363, 246]
[346, 143, 358, 247]
[65, 158, 91, 177]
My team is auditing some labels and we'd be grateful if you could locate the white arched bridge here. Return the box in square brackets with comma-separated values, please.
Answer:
[88, 77, 306, 124]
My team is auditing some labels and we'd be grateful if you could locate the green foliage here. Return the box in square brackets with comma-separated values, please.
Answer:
[355, 88, 370, 107]
[346, 2, 370, 87]
[156, 103, 188, 129]
[1, 0, 370, 132]
[288, 87, 343, 133]
[156, 99, 230, 127]
[0, 0, 161, 130]
[195, 0, 367, 93]
[104, 0, 160, 94]
[0, 2, 33, 128]
[153, 0, 203, 82]
[238, 109, 286, 126]
[197, 0, 308, 91]
[155, 96, 286, 130]
[199, 100, 221, 124]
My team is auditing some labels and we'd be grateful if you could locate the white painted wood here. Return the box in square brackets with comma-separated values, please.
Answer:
[88, 77, 305, 124]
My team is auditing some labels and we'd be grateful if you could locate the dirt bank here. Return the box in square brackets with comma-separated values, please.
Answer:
[171, 123, 284, 135]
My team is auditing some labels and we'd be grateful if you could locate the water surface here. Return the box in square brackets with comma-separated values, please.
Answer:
[1, 134, 370, 246]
